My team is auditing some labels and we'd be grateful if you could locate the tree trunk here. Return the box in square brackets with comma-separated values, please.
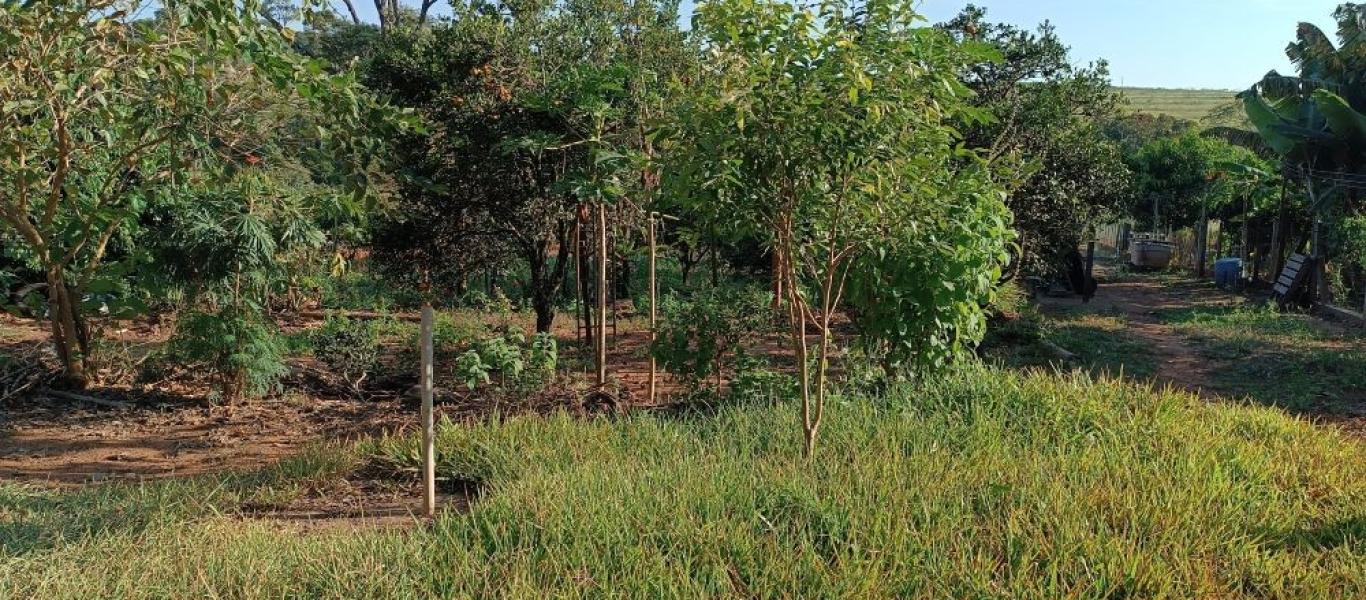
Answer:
[1196, 205, 1209, 278]
[46, 269, 89, 387]
[679, 247, 695, 287]
[770, 250, 784, 310]
[339, 0, 361, 24]
[710, 247, 720, 288]
[577, 206, 595, 351]
[526, 225, 572, 334]
[1270, 195, 1285, 280]
[615, 252, 631, 300]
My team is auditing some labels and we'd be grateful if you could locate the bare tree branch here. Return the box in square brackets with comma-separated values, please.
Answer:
[338, 0, 361, 24]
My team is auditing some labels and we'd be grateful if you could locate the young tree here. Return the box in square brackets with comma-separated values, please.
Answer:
[1130, 132, 1256, 231]
[675, 0, 1012, 455]
[0, 0, 397, 386]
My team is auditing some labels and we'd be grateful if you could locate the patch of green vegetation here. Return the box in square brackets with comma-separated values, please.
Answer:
[983, 307, 1158, 378]
[7, 368, 1364, 597]
[1117, 87, 1246, 125]
[1161, 305, 1366, 410]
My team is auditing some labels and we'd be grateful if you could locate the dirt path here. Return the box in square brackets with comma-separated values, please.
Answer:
[1036, 273, 1232, 396]
[1035, 268, 1366, 438]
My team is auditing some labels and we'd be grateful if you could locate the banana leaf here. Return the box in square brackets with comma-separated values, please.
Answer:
[1312, 88, 1366, 151]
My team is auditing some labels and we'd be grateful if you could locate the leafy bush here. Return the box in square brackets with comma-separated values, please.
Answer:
[652, 287, 774, 390]
[477, 333, 525, 385]
[526, 332, 558, 379]
[164, 310, 288, 402]
[311, 315, 381, 392]
[452, 331, 559, 397]
[728, 354, 794, 404]
[454, 350, 492, 391]
[846, 174, 1015, 374]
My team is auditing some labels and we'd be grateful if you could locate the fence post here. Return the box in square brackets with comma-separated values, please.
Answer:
[420, 304, 435, 519]
[1196, 205, 1209, 278]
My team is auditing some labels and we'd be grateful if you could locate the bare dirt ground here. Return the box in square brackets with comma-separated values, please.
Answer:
[0, 308, 698, 489]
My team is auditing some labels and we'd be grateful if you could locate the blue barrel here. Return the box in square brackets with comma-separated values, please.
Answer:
[1214, 258, 1242, 287]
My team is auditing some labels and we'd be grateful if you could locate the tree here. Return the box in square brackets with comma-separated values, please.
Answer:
[675, 0, 1012, 455]
[1129, 132, 1257, 231]
[354, 0, 692, 333]
[941, 6, 1131, 279]
[0, 0, 398, 386]
[1240, 3, 1366, 300]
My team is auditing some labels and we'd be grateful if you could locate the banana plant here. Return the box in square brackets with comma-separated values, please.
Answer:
[1239, 5, 1366, 174]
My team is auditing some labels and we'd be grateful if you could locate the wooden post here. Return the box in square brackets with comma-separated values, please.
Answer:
[1196, 204, 1209, 278]
[1085, 238, 1095, 281]
[1240, 193, 1251, 284]
[573, 218, 584, 347]
[596, 202, 608, 387]
[648, 213, 658, 405]
[419, 304, 436, 519]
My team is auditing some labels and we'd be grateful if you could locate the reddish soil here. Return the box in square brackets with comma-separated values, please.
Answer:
[0, 307, 709, 489]
[0, 389, 407, 484]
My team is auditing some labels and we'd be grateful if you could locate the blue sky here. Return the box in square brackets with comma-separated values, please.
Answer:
[343, 0, 1342, 90]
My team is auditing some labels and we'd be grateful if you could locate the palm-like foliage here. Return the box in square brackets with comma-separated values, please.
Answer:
[1240, 4, 1366, 178]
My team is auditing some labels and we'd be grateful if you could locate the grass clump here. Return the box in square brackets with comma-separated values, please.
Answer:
[4, 367, 1364, 597]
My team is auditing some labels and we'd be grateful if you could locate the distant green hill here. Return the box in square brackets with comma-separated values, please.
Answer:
[1115, 87, 1246, 126]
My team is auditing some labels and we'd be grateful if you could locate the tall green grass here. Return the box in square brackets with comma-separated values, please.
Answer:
[3, 368, 1365, 598]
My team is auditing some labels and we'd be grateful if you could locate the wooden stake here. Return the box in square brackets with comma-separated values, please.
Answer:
[648, 213, 658, 405]
[573, 217, 584, 347]
[596, 202, 608, 387]
[1241, 193, 1251, 284]
[1196, 204, 1209, 278]
[419, 304, 436, 519]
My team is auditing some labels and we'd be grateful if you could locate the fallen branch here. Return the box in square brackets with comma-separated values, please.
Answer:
[43, 389, 133, 410]
[295, 309, 421, 323]
[1038, 340, 1078, 362]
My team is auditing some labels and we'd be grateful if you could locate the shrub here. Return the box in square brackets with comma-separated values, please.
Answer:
[652, 287, 774, 391]
[450, 331, 560, 398]
[311, 315, 381, 392]
[845, 176, 1015, 375]
[728, 354, 794, 404]
[164, 310, 288, 402]
[477, 333, 524, 385]
[526, 332, 558, 379]
[454, 349, 491, 391]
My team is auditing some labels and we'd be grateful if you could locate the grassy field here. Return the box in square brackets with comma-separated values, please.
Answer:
[3, 367, 1365, 598]
[1116, 87, 1245, 125]
[1161, 305, 1366, 411]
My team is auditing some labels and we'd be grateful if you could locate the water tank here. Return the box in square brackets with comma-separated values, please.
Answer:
[1214, 257, 1242, 287]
